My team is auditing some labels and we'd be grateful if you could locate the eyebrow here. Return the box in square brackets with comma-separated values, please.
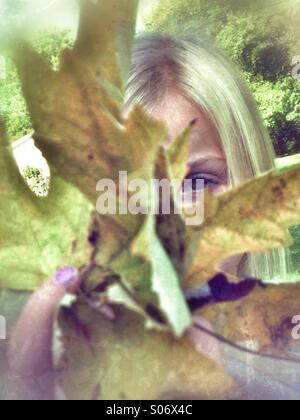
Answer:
[187, 156, 227, 168]
[187, 156, 228, 178]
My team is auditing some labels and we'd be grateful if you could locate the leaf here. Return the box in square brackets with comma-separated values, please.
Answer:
[186, 275, 300, 399]
[12, 0, 192, 336]
[131, 209, 191, 337]
[185, 167, 300, 288]
[155, 149, 186, 272]
[12, 0, 168, 264]
[0, 122, 93, 290]
[167, 123, 193, 184]
[11, 0, 300, 341]
[104, 154, 191, 336]
[117, 149, 191, 336]
[194, 281, 300, 398]
[197, 281, 300, 354]
[58, 302, 236, 400]
[12, 0, 159, 205]
[75, 0, 139, 95]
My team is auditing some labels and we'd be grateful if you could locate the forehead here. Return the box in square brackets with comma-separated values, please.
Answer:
[150, 91, 224, 159]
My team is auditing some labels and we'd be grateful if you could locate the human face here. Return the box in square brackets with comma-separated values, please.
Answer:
[151, 91, 242, 276]
[151, 90, 229, 196]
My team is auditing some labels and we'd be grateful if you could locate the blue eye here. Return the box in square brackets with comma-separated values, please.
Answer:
[185, 173, 220, 192]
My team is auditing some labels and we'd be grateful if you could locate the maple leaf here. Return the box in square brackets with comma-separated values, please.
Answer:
[167, 123, 192, 185]
[58, 302, 236, 400]
[194, 278, 300, 399]
[12, 0, 157, 258]
[12, 0, 157, 206]
[12, 0, 191, 336]
[197, 279, 300, 354]
[11, 0, 300, 332]
[6, 0, 300, 309]
[57, 274, 300, 400]
[184, 167, 300, 287]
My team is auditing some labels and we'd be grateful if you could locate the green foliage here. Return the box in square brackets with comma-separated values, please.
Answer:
[0, 57, 31, 140]
[145, 0, 264, 37]
[33, 30, 73, 71]
[217, 15, 290, 81]
[290, 225, 300, 273]
[0, 30, 73, 141]
[217, 14, 299, 156]
[247, 75, 300, 156]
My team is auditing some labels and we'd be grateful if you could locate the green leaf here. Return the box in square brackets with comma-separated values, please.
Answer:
[105, 149, 191, 336]
[75, 0, 139, 94]
[168, 122, 193, 184]
[12, 0, 191, 335]
[132, 211, 191, 337]
[11, 1, 152, 253]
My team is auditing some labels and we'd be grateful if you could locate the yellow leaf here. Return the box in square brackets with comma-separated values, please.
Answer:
[185, 168, 300, 287]
[197, 282, 300, 354]
[58, 303, 236, 400]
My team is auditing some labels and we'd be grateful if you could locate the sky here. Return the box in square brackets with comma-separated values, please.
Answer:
[26, 0, 79, 35]
[0, 0, 157, 35]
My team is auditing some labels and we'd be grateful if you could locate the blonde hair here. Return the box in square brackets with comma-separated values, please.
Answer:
[124, 33, 290, 282]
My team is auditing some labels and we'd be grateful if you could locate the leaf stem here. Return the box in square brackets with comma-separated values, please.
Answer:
[193, 322, 300, 365]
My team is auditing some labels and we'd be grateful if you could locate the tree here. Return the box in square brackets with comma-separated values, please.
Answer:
[291, 225, 300, 274]
[0, 30, 72, 140]
[0, 59, 30, 140]
[217, 15, 290, 82]
[218, 15, 300, 156]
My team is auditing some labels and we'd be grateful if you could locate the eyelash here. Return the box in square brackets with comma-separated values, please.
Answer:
[184, 173, 221, 191]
